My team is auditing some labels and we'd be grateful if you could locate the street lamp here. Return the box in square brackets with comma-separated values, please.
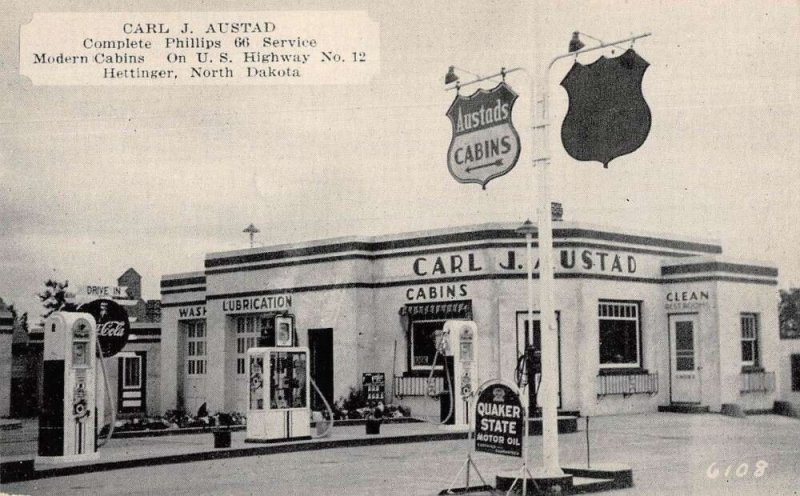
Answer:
[445, 30, 651, 486]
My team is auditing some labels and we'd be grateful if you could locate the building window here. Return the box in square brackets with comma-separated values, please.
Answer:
[741, 313, 759, 367]
[123, 355, 142, 389]
[186, 321, 206, 375]
[791, 355, 800, 392]
[236, 316, 262, 374]
[410, 320, 445, 372]
[598, 301, 641, 368]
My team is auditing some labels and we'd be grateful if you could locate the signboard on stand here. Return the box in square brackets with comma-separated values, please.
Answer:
[474, 381, 523, 457]
[362, 372, 386, 406]
[446, 82, 520, 189]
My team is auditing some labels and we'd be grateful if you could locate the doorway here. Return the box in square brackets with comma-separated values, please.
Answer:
[669, 314, 701, 403]
[118, 352, 146, 413]
[308, 328, 334, 411]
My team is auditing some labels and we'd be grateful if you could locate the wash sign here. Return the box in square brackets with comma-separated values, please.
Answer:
[474, 382, 523, 457]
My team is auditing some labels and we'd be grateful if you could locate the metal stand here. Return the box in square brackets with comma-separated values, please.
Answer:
[504, 465, 540, 496]
[443, 453, 492, 495]
[441, 394, 493, 495]
[503, 386, 540, 496]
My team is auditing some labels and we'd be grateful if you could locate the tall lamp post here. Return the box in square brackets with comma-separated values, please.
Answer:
[446, 30, 651, 484]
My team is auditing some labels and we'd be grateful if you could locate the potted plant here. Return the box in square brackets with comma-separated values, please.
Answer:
[365, 401, 385, 435]
[212, 412, 233, 448]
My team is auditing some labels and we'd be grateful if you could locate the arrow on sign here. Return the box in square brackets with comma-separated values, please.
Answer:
[466, 159, 503, 173]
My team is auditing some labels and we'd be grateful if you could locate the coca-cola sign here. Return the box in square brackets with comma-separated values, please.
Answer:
[78, 298, 130, 357]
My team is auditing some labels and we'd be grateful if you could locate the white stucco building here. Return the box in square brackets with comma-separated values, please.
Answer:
[158, 222, 782, 418]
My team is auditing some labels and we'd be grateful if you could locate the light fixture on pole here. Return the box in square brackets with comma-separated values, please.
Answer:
[568, 32, 585, 52]
[444, 66, 502, 87]
[242, 223, 260, 248]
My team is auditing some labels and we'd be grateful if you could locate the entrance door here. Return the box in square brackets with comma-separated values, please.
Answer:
[308, 328, 334, 411]
[516, 312, 561, 410]
[118, 352, 146, 413]
[183, 321, 207, 414]
[234, 316, 261, 413]
[669, 315, 701, 403]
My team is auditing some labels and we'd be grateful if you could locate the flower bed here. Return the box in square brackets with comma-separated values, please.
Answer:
[102, 408, 245, 438]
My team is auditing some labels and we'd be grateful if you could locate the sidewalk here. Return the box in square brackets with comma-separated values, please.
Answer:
[1, 419, 470, 482]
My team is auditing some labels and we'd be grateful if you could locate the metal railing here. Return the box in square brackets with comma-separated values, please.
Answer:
[597, 372, 659, 398]
[741, 370, 775, 393]
[393, 376, 445, 398]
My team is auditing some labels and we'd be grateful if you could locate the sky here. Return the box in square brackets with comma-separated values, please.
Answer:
[1, 1, 798, 322]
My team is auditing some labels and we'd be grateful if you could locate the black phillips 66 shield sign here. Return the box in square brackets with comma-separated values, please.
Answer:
[446, 82, 520, 189]
[560, 49, 651, 167]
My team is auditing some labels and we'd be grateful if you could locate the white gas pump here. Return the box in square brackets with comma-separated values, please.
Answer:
[36, 312, 99, 464]
[442, 320, 479, 429]
[245, 346, 311, 442]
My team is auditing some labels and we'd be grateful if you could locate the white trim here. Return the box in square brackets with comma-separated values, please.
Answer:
[598, 301, 642, 369]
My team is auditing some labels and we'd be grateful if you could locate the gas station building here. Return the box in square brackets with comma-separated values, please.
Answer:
[159, 221, 782, 418]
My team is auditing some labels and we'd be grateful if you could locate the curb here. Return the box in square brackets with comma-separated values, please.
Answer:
[0, 419, 23, 431]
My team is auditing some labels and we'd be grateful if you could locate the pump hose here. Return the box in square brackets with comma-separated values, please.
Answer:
[515, 353, 527, 388]
[309, 376, 335, 438]
[95, 344, 116, 448]
[423, 347, 454, 425]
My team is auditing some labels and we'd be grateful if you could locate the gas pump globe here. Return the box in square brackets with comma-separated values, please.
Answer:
[246, 346, 311, 442]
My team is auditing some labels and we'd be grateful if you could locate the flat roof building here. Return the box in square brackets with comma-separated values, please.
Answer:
[159, 221, 782, 418]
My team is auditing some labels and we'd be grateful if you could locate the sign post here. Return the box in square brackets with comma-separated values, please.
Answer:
[444, 26, 652, 493]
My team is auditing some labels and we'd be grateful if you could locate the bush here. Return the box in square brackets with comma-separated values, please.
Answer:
[329, 386, 410, 420]
[108, 410, 245, 433]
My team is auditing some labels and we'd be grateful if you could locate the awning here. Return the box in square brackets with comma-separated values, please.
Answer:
[399, 300, 472, 320]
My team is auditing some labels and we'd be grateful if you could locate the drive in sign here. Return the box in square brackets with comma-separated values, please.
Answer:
[446, 82, 520, 189]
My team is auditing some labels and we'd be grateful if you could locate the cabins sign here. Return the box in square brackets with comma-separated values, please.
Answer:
[446, 82, 520, 189]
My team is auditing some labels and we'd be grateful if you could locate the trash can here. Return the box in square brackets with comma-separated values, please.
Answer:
[365, 418, 381, 435]
[213, 429, 231, 448]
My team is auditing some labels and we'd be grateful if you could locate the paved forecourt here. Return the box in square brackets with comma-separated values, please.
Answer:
[3, 413, 799, 495]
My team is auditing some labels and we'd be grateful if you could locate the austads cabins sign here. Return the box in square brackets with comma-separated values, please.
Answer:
[446, 82, 520, 189]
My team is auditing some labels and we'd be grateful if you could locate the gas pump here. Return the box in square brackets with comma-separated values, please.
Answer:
[442, 320, 479, 429]
[245, 346, 311, 442]
[36, 312, 99, 464]
[516, 346, 542, 414]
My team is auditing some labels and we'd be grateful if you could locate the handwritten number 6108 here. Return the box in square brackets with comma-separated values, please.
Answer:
[707, 460, 768, 479]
